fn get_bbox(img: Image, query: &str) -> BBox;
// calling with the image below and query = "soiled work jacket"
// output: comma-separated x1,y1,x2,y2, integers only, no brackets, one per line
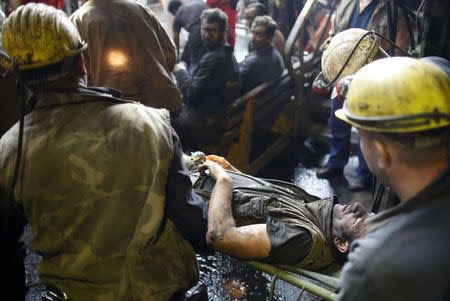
191,171,337,270
337,169,450,301
0,88,204,300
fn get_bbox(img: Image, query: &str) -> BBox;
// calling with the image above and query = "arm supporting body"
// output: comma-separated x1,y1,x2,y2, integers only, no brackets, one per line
204,162,271,259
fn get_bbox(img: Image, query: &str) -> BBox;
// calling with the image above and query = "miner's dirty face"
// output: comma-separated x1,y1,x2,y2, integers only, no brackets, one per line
332,203,374,254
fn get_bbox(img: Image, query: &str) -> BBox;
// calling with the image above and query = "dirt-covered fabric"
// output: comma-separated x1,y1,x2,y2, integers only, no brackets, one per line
0,89,198,300
191,171,337,270
70,0,182,113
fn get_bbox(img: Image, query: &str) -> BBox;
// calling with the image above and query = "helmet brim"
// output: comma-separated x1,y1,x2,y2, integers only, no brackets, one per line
335,108,375,132
2,42,88,71
335,108,355,126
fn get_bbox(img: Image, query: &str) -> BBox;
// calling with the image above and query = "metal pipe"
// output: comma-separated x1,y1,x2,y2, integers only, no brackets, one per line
384,0,395,55
246,261,338,301
399,2,416,52
392,0,399,54
284,0,317,82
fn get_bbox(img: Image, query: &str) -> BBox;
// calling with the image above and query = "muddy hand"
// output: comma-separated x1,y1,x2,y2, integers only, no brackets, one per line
198,161,228,180
206,155,239,172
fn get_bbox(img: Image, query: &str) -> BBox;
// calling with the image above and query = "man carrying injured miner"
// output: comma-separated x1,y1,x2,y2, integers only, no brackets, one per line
186,154,374,270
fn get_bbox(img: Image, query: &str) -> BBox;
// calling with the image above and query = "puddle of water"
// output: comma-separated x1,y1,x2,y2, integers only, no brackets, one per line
198,252,327,300
197,253,273,300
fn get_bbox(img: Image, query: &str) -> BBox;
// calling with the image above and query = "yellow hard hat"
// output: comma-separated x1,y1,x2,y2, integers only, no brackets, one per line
335,57,450,133
1,3,87,70
321,28,380,85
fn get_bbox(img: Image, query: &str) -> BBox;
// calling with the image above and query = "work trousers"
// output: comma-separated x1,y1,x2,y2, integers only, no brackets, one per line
326,96,371,182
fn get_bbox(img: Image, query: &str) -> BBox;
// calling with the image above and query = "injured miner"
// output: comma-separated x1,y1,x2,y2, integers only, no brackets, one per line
185,153,374,270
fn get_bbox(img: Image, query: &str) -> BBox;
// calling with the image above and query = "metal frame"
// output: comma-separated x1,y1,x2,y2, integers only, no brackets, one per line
246,261,339,301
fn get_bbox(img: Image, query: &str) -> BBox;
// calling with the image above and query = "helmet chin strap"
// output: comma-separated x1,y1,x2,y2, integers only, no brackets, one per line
21,56,77,86
0,50,15,77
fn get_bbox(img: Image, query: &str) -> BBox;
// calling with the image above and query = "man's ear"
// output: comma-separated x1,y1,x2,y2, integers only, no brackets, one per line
373,138,391,170
333,236,349,254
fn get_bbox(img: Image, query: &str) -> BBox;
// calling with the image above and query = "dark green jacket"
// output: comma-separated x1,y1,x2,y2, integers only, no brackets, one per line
192,171,337,270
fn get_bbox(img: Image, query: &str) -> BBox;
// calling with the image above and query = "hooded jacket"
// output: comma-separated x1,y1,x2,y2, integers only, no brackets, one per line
71,0,182,113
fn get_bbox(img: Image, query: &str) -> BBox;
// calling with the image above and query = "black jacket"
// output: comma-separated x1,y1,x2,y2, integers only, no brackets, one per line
239,45,284,94
175,44,240,117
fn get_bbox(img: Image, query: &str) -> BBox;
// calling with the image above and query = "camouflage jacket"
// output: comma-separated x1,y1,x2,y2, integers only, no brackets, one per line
0,88,198,300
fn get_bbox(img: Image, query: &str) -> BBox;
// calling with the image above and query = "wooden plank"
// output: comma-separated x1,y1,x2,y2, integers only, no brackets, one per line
246,135,292,174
